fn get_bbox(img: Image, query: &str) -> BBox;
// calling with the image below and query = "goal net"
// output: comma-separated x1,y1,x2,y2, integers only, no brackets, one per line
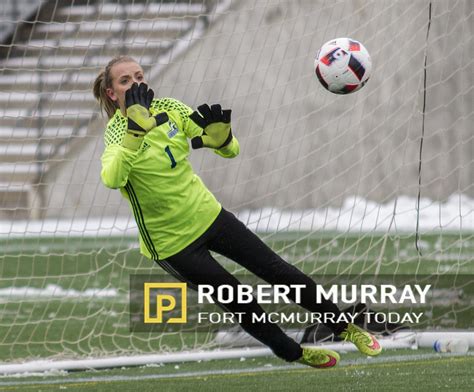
0,0,472,370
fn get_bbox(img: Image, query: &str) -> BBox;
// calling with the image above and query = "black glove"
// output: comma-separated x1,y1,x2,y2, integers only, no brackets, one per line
188,104,232,150
122,83,168,150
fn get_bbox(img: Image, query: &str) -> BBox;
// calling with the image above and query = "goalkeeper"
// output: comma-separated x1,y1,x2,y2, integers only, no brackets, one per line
94,56,381,368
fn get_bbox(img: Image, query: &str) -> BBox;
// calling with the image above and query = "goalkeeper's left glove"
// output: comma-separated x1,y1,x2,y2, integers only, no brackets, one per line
188,104,232,150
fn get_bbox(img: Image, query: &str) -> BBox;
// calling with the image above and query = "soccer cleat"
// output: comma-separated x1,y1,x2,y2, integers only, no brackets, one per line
340,323,382,356
298,347,340,368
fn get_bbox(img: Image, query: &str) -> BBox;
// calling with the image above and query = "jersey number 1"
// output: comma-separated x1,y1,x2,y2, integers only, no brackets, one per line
164,146,177,169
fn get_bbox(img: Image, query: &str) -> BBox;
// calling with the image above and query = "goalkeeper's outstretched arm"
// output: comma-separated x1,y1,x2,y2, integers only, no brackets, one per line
100,82,168,189
101,144,142,189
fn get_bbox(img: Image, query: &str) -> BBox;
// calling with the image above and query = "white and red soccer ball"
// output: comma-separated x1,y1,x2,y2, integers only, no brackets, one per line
314,38,372,94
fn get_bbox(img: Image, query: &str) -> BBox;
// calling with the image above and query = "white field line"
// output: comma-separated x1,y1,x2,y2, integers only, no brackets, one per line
0,352,472,387
0,284,119,299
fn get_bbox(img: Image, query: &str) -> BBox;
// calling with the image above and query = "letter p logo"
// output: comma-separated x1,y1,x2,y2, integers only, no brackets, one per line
144,283,187,323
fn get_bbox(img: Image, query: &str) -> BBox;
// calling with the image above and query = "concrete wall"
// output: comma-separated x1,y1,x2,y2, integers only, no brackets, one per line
47,0,473,219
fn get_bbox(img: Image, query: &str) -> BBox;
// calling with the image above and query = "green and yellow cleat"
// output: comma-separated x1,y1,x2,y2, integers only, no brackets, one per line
298,347,340,368
340,323,382,356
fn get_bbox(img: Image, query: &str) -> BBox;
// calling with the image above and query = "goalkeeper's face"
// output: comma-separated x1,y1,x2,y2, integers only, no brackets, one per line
106,61,147,114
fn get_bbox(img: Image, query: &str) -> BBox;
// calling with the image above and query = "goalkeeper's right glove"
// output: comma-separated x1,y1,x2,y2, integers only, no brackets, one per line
188,104,232,150
122,82,168,150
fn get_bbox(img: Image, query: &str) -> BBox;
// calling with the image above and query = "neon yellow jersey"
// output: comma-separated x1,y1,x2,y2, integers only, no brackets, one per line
100,98,240,260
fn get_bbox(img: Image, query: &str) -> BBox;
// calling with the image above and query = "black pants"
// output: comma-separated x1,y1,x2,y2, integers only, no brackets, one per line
156,208,347,362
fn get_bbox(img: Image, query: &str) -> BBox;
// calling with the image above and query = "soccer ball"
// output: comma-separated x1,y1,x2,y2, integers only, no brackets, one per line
314,38,372,94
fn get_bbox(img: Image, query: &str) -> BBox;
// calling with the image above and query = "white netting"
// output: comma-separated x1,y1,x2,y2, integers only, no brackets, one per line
0,0,472,364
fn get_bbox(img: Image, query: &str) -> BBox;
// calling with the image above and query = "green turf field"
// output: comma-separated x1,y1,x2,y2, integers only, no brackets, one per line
0,350,472,391
0,232,473,390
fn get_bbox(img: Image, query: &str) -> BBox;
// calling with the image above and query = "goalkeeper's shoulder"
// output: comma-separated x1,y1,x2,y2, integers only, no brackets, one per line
150,97,192,124
150,97,205,140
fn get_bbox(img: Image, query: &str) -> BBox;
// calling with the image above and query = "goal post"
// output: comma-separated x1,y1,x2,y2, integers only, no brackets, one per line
0,0,472,372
